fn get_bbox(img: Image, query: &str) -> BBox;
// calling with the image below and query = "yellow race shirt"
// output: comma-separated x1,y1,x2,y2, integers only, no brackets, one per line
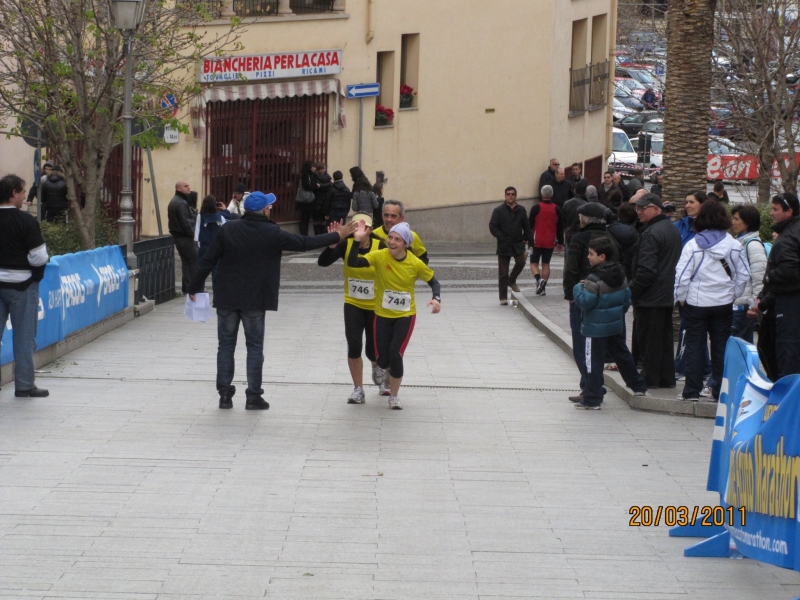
364,248,435,318
343,237,382,310
373,225,427,260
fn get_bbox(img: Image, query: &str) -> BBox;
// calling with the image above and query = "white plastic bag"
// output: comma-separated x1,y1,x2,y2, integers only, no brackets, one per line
184,293,212,322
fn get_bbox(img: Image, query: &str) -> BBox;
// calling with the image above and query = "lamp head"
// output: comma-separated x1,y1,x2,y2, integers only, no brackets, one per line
112,0,146,31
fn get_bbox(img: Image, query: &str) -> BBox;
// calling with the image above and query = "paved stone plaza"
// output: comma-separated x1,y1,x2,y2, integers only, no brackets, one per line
0,284,798,599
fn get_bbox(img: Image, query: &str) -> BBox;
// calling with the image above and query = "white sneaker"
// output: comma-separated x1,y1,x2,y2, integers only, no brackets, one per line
372,365,385,386
347,387,365,404
633,391,651,397
388,396,403,410
700,386,712,398
379,369,391,396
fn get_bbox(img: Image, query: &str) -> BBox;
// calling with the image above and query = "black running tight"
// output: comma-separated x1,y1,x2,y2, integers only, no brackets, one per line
374,315,416,378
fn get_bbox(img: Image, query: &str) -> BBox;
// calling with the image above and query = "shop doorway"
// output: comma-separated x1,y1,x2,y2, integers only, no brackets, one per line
203,94,329,223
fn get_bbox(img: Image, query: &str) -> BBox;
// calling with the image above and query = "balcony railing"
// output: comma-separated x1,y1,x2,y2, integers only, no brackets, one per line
203,0,337,18
234,0,279,16
569,65,591,116
589,60,610,110
290,0,335,13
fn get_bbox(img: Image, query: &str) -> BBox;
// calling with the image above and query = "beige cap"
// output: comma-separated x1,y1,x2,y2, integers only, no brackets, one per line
351,212,373,227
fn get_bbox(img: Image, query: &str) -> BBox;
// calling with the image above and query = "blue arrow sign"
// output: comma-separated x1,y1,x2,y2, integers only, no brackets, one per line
347,83,380,99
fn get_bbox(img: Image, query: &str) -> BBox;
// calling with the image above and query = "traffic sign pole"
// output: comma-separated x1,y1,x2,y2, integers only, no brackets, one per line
346,84,380,171
358,98,363,169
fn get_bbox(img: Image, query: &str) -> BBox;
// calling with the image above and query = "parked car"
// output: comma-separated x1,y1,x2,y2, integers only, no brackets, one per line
613,98,637,121
639,118,665,134
613,93,645,112
629,133,664,174
617,67,664,90
607,127,639,173
614,77,648,98
615,112,663,137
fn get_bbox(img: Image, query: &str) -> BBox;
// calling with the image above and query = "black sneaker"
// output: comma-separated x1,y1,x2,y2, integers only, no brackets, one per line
568,394,583,403
245,396,270,410
575,401,601,410
15,387,49,398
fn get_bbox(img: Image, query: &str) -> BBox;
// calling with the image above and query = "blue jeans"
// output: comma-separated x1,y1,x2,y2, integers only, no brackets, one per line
675,307,712,377
0,283,40,392
216,308,266,399
569,302,586,392
681,303,732,400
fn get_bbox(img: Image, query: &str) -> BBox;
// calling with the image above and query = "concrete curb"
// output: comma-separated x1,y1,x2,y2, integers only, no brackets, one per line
511,290,717,419
1,305,140,387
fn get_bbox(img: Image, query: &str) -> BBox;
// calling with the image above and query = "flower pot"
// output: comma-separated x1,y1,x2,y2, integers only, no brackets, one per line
399,98,413,109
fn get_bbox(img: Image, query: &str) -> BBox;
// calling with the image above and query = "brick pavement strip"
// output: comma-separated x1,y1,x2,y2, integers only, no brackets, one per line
0,290,795,598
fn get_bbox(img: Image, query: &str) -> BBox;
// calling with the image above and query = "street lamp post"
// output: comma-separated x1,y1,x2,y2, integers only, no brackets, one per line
112,0,146,269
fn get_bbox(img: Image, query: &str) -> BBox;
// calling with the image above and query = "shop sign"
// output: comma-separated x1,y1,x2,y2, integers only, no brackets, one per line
198,49,342,83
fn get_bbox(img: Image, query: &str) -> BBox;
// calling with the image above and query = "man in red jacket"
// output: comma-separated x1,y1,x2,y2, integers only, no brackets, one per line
528,185,564,296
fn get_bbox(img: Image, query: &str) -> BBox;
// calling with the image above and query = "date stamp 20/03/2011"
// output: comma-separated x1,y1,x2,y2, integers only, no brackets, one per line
629,505,746,527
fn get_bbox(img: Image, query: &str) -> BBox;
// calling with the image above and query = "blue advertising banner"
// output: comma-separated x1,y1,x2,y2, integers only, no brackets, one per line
707,337,800,570
1,246,128,366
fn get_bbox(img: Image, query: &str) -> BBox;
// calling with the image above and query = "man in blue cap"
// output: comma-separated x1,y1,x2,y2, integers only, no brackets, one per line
188,191,357,410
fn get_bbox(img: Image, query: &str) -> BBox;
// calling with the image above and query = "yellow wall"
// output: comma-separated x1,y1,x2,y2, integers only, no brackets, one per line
135,0,616,237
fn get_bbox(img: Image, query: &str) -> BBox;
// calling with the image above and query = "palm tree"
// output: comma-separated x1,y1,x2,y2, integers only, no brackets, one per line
662,0,718,209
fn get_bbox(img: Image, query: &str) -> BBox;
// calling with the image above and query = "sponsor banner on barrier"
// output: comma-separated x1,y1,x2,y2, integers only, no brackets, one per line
1,246,129,366
708,337,800,570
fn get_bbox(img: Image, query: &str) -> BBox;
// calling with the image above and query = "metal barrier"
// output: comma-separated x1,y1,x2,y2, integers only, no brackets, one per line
132,237,175,305
290,0,335,13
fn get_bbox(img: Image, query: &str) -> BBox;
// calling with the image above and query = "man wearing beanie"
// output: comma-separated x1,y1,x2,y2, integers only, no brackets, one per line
187,191,357,410
562,202,618,402
227,183,247,217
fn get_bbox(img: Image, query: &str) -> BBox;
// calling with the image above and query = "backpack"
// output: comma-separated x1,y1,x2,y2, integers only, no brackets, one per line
744,238,771,260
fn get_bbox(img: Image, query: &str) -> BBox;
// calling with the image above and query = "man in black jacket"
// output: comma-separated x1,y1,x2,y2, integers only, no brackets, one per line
0,175,49,397
168,181,198,294
188,192,356,410
40,165,69,222
489,187,532,305
538,158,560,192
751,193,800,377
324,170,351,226
551,167,574,209
630,194,682,388
563,203,619,400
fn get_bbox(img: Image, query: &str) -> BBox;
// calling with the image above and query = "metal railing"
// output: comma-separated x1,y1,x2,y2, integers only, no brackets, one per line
290,0,335,14
569,65,591,116
234,0,280,16
589,60,610,110
201,0,227,17
133,237,175,305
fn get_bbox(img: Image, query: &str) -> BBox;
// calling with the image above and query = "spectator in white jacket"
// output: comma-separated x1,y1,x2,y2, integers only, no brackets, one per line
731,205,767,343
674,200,750,401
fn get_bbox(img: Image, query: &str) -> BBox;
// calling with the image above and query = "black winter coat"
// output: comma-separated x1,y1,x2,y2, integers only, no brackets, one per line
538,169,557,194
561,196,587,245
313,172,332,219
40,173,68,211
563,223,619,301
324,180,352,217
763,217,800,296
188,212,340,311
489,203,532,257
551,179,574,209
168,192,195,238
629,213,682,307
607,221,639,280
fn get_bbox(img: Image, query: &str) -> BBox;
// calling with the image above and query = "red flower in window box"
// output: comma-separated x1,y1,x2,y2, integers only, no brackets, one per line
400,85,416,104
375,105,395,125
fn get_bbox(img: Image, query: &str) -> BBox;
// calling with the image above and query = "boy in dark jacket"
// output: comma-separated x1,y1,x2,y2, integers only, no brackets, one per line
572,237,648,409
324,171,352,226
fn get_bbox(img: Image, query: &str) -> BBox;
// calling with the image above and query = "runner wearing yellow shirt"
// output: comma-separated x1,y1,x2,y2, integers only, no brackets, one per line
348,221,441,410
371,200,429,264
317,213,385,404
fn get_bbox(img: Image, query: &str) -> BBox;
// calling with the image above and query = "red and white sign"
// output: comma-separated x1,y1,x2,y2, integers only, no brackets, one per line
707,154,800,181
198,49,342,83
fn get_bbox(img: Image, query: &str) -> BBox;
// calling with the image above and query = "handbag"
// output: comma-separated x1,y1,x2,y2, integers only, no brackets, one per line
295,184,315,204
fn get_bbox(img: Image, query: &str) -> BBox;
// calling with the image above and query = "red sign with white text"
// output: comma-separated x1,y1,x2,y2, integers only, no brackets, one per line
198,49,343,83
706,154,800,181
